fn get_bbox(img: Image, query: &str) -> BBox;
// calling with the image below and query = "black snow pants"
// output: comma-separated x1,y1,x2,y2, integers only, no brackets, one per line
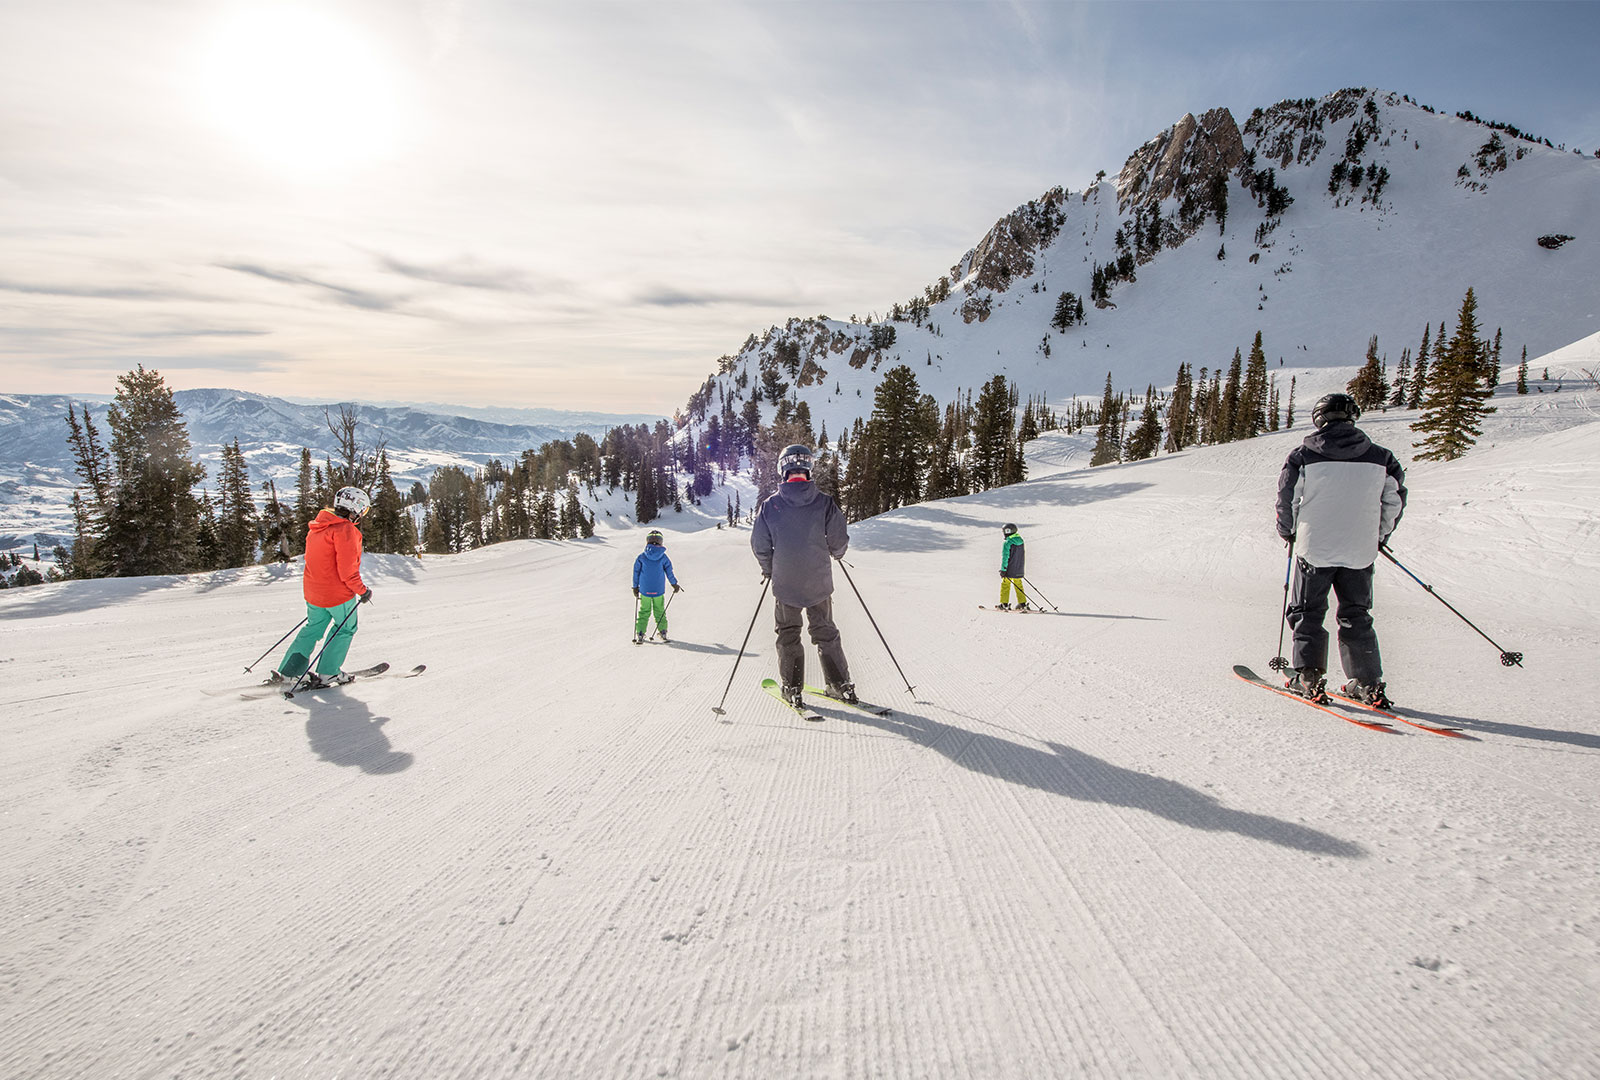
774,598,851,690
1287,559,1382,683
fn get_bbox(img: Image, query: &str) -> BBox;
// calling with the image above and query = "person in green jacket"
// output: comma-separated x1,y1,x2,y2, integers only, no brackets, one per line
997,523,1029,610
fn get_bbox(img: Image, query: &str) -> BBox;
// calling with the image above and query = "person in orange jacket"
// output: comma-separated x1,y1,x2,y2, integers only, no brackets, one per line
274,486,373,687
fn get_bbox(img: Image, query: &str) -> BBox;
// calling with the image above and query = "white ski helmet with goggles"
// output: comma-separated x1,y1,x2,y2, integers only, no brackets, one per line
334,486,372,518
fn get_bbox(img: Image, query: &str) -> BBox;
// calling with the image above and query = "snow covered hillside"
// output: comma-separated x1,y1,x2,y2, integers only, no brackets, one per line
698,88,1599,441
3,383,1596,1078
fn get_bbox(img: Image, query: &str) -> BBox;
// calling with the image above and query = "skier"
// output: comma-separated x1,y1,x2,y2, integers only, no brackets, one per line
997,523,1029,610
632,529,681,643
275,486,373,688
750,444,857,706
1275,393,1407,706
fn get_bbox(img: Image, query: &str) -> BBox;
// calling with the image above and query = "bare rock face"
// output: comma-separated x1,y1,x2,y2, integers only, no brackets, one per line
949,188,1070,311
1116,107,1245,213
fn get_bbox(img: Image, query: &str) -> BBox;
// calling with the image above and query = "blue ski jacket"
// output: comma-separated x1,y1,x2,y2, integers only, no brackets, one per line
633,545,679,596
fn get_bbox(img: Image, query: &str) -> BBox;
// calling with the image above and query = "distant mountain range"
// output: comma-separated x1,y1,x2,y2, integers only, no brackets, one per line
0,390,659,546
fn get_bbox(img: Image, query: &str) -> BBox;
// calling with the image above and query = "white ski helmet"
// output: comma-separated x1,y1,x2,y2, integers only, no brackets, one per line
334,486,372,518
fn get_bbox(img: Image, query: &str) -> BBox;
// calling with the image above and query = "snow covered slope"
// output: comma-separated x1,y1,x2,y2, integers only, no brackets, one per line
2,385,1596,1078
698,89,1599,440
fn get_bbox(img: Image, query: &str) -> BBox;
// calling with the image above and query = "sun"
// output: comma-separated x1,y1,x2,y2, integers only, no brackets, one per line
196,5,404,176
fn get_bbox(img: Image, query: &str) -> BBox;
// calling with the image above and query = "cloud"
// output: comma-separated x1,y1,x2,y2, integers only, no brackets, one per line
217,262,411,313
633,286,804,309
376,253,571,294
0,277,211,302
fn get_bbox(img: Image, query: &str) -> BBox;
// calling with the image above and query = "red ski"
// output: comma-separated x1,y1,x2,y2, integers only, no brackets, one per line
1323,687,1474,739
1233,665,1398,733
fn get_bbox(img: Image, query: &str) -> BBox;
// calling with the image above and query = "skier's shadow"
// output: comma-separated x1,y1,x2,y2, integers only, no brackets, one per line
292,695,415,775
1398,708,1600,751
843,707,1364,858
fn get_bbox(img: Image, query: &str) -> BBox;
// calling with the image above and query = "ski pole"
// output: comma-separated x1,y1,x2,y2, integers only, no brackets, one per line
649,590,677,641
712,578,770,715
245,616,307,673
835,558,916,696
1020,575,1059,612
285,603,362,696
1378,544,1523,667
1268,542,1295,673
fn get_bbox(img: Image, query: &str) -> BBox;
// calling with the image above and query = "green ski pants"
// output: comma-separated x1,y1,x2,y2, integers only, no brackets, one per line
278,596,360,678
635,593,667,635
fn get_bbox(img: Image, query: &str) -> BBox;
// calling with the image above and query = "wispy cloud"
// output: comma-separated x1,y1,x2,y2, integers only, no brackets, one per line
216,262,412,313
633,287,804,309
376,254,570,294
0,277,210,302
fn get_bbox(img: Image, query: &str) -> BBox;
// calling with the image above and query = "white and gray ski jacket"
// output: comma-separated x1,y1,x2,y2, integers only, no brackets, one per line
1276,422,1407,569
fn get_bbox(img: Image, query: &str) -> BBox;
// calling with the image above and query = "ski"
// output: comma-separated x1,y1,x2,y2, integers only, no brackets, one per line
760,677,824,722
1233,665,1398,733
802,684,891,717
250,663,425,700
1323,688,1472,739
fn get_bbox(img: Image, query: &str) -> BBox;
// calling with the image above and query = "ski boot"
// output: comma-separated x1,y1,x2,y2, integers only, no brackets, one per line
782,684,804,709
304,672,354,690
266,670,288,685
1341,679,1391,709
825,682,859,705
1015,601,1031,612
1286,667,1329,703
995,602,1011,610
657,632,670,644
632,631,644,645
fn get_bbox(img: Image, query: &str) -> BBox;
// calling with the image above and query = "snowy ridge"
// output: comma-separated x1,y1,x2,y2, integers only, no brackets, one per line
2,385,1596,1077
697,89,1599,442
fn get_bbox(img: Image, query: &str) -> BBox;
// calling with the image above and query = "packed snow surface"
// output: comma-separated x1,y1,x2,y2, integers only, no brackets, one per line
2,388,1597,1079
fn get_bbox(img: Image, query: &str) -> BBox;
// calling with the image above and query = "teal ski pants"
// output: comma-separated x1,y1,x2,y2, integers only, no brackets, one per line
278,596,360,678
635,593,667,635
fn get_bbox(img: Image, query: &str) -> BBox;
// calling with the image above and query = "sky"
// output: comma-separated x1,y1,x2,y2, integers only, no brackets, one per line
3,1,1598,415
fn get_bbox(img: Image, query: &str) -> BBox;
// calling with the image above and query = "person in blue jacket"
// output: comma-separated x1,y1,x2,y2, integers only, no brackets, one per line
632,529,682,643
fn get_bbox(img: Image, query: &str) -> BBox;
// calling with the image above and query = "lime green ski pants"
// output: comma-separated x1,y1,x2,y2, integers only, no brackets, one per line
635,594,667,635
1001,578,1028,605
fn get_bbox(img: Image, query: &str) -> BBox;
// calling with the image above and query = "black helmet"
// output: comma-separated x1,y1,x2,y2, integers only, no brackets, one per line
778,444,814,478
646,529,664,546
1312,393,1361,429
1002,523,1018,536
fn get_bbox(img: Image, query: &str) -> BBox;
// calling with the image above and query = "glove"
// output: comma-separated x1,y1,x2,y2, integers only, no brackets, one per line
760,573,771,584
672,583,683,593
632,587,640,598
1000,569,1009,577
359,588,373,604
1280,532,1295,545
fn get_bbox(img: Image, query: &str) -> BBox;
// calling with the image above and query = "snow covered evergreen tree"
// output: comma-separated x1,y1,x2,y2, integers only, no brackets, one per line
101,366,206,577
1414,288,1496,461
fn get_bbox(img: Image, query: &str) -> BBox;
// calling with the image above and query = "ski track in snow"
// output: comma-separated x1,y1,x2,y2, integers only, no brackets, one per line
2,390,1598,1078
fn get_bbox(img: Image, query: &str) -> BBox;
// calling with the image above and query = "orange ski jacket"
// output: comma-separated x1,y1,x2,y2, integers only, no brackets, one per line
302,509,367,608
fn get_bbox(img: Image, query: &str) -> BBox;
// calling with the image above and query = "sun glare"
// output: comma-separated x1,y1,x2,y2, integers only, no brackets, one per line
196,5,404,176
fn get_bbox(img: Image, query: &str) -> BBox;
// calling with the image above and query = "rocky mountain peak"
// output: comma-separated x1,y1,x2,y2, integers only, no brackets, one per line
1115,106,1246,213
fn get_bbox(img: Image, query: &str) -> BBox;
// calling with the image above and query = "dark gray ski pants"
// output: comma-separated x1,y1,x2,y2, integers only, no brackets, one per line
774,598,851,690
1287,559,1382,683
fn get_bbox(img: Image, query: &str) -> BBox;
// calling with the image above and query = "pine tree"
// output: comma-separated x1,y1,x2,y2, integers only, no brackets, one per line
1413,287,1496,461
1408,323,1432,409
1390,347,1411,408
1163,362,1193,453
634,450,659,524
1486,327,1504,393
1347,335,1389,412
1218,348,1243,442
293,448,316,553
969,375,1017,491
1236,332,1269,439
63,403,111,576
100,365,206,576
1285,376,1297,429
260,478,292,562
1517,345,1529,394
365,449,407,553
1089,372,1121,466
216,440,258,568
1125,390,1162,460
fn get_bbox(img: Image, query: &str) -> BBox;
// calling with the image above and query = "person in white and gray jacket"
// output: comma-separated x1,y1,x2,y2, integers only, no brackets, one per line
1275,393,1407,706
